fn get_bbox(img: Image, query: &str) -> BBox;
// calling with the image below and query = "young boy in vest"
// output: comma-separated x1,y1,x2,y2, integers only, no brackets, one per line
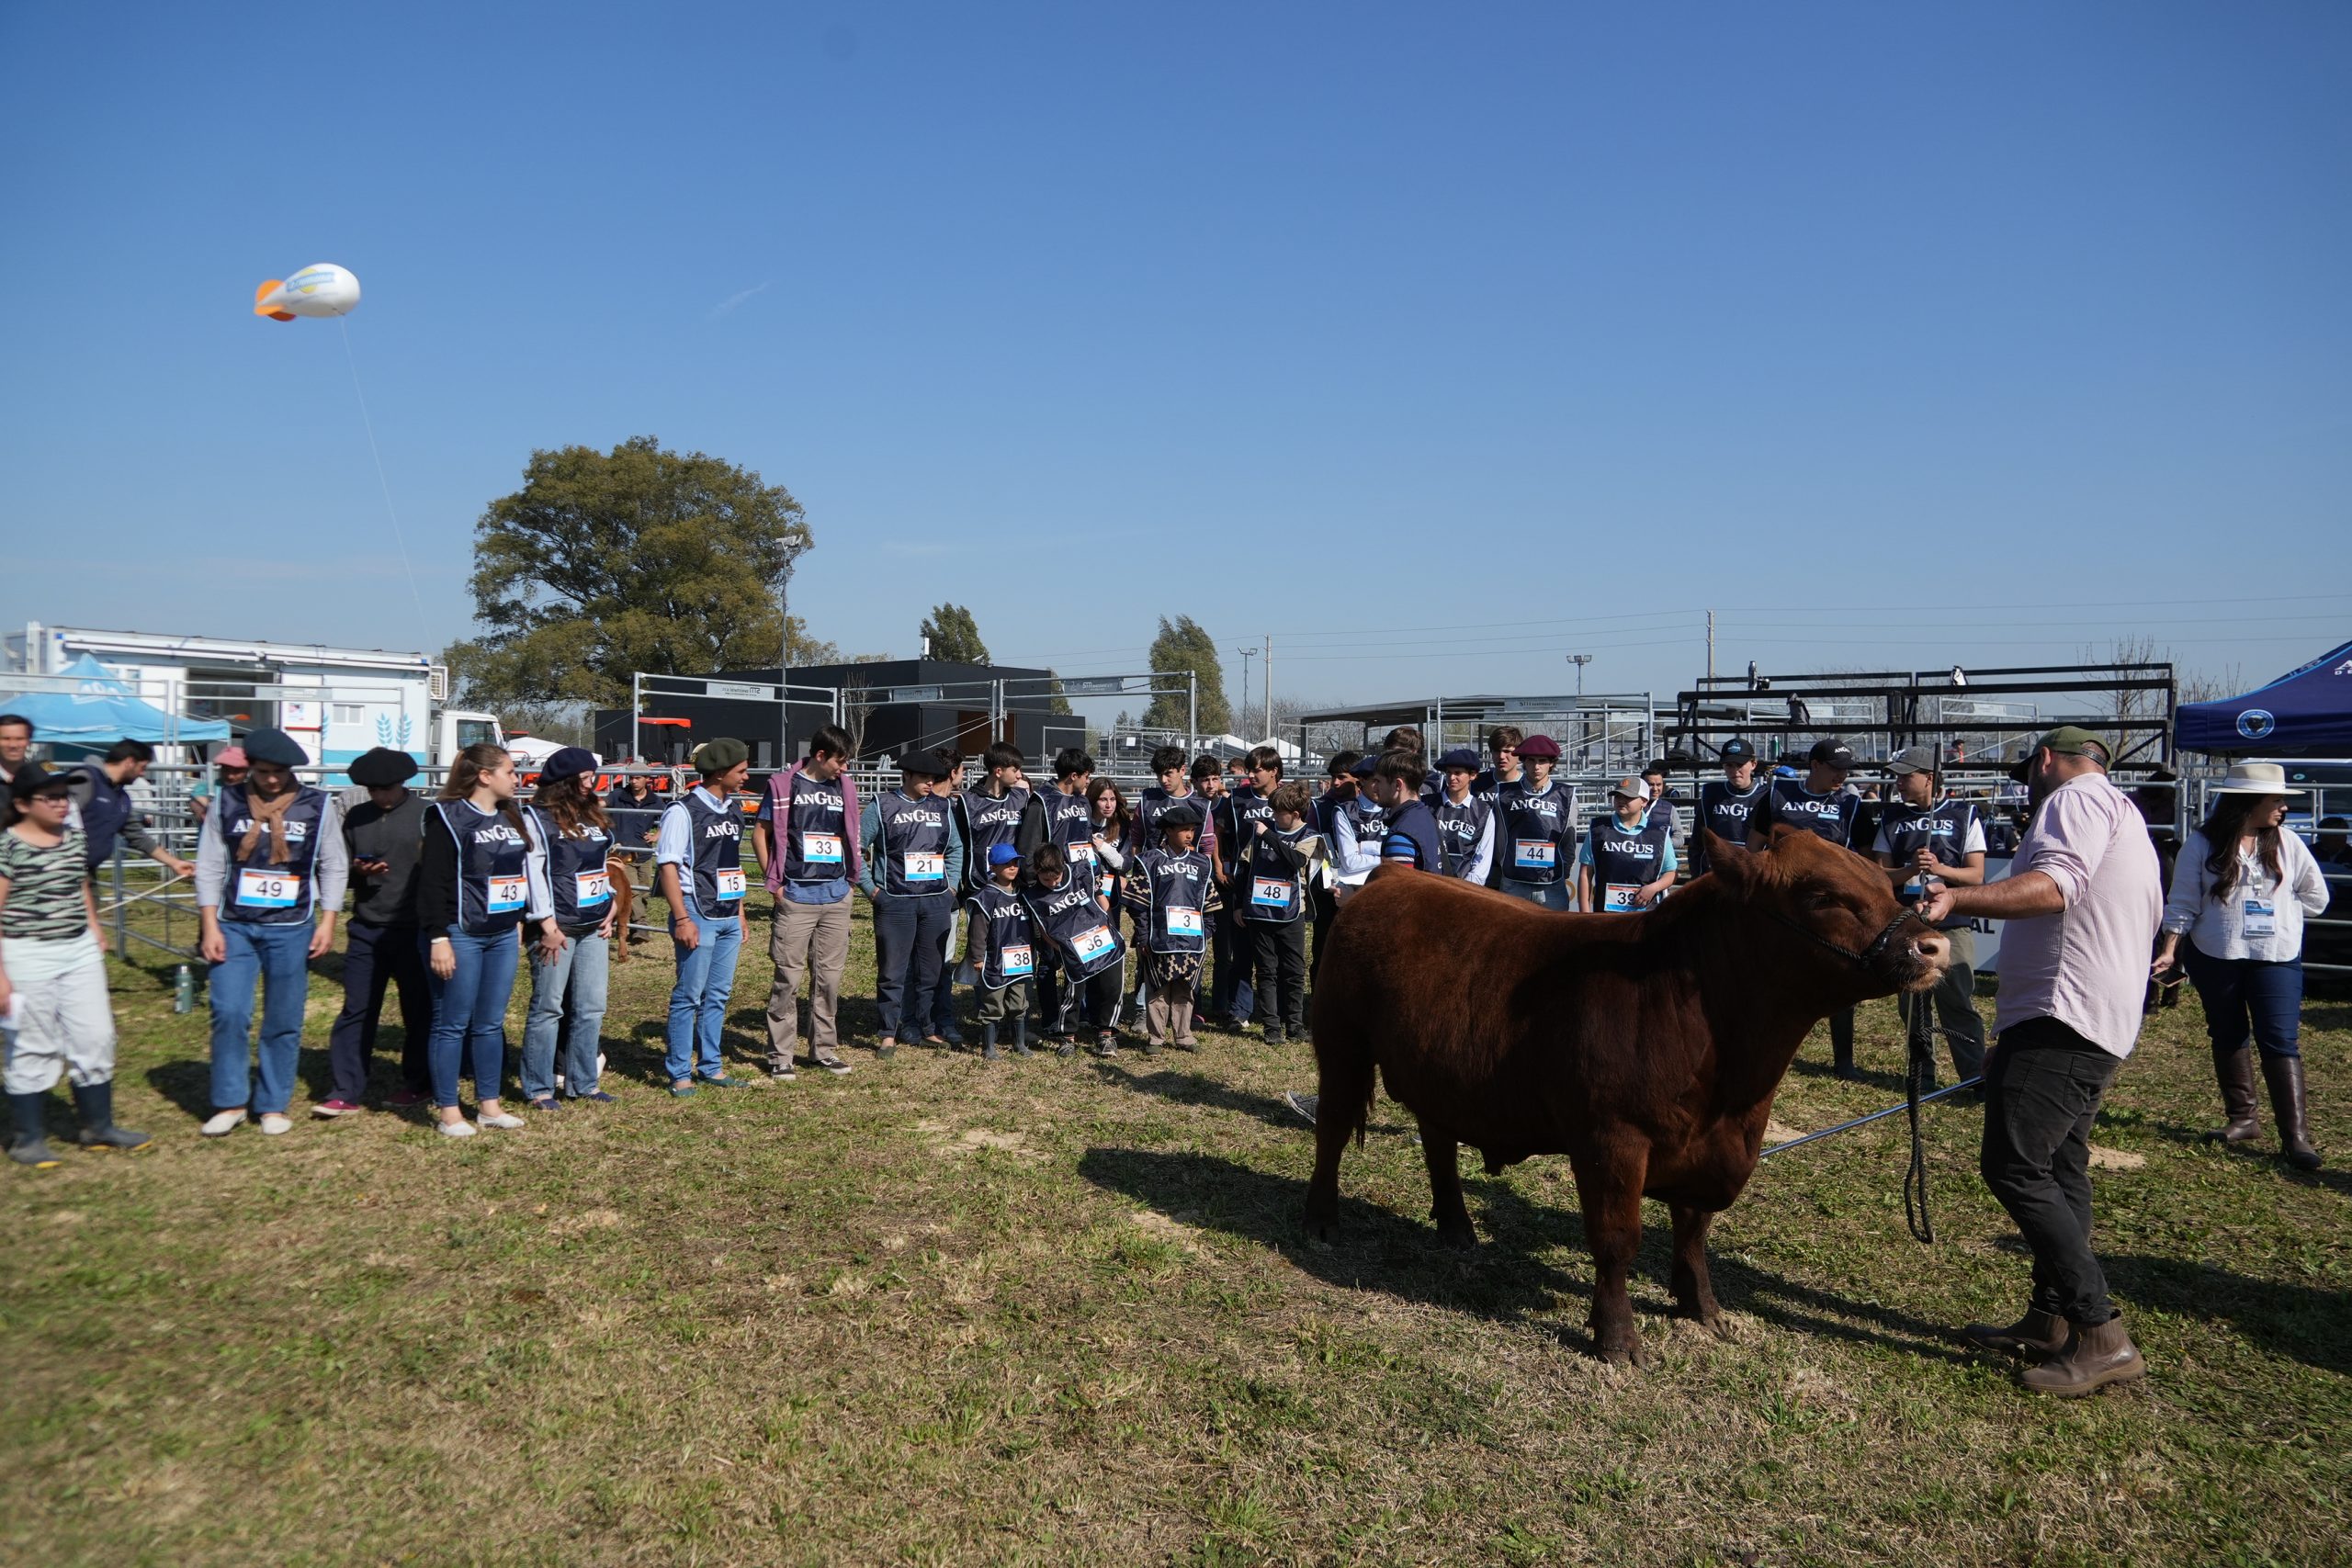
857,749,961,1058
1577,777,1678,913
1307,750,1362,984
754,723,862,1078
1494,734,1575,909
656,738,753,1094
1430,748,1495,883
195,728,347,1136
1874,745,1988,1089
1209,745,1281,1030
1121,803,1221,1056
1243,781,1321,1046
1691,739,1764,874
1023,841,1124,1058
964,842,1036,1061
1748,737,1867,1077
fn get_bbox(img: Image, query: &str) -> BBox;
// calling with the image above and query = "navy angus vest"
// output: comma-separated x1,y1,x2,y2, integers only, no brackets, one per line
1586,816,1671,911
778,773,850,885
682,790,747,915
1757,779,1861,847
1695,779,1768,865
968,882,1038,989
876,791,951,898
1431,792,1492,880
957,785,1030,894
438,800,534,935
528,806,612,930
1244,825,1311,924
1877,796,1981,929
1378,798,1444,874
1132,849,1214,954
1024,875,1125,980
1043,787,1102,896
1343,795,1389,869
1135,788,1211,856
1220,785,1273,873
214,783,329,924
1496,778,1573,886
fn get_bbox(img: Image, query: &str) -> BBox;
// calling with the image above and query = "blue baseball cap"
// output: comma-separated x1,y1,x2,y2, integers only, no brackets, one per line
1436,748,1481,772
987,842,1022,867
1349,755,1377,778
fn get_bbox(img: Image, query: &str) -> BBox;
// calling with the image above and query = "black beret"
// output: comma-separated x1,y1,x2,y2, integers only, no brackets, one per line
241,728,309,767
1159,802,1204,829
540,746,599,782
347,747,420,787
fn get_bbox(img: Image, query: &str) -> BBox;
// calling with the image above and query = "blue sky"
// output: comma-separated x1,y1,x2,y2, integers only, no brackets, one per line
3,3,2347,723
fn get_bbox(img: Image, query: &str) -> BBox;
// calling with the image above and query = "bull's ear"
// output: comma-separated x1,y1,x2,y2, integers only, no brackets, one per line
1702,829,1757,890
1764,823,1810,852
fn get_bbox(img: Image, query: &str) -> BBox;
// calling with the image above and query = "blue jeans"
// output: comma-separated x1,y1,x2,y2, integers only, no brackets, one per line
1498,880,1572,911
209,919,313,1113
927,902,966,1040
1212,908,1256,1021
2181,942,2303,1060
524,931,610,1099
426,928,521,1109
665,907,743,1080
872,893,952,1041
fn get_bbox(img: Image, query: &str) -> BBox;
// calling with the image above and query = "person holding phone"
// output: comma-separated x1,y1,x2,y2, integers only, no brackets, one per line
320,747,431,1115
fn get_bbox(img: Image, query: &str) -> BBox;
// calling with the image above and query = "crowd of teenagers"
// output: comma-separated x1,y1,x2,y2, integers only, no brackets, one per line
0,705,2334,1169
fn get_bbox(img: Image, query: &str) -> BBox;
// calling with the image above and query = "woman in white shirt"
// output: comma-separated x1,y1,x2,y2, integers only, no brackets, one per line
2154,763,2330,1168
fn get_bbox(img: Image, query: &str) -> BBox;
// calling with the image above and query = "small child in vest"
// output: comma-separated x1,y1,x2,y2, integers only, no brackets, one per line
964,842,1037,1061
1120,802,1223,1056
1023,841,1125,1058
1243,782,1323,1047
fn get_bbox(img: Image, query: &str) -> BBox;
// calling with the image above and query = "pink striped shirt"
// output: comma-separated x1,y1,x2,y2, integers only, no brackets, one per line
1992,771,2164,1057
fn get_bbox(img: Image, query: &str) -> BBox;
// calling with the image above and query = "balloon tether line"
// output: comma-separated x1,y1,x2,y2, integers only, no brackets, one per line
337,317,431,646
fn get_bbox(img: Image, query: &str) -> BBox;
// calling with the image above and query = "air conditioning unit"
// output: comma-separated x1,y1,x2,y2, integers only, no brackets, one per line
428,665,450,701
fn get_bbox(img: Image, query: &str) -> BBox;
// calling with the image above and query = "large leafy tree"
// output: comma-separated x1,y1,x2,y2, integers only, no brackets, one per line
1143,615,1231,733
447,435,823,707
920,603,990,664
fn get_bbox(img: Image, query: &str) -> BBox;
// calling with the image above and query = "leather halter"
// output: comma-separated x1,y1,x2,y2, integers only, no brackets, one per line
1758,903,1929,971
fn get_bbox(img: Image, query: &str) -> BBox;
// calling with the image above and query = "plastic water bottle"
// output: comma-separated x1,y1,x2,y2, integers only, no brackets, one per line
174,964,195,1014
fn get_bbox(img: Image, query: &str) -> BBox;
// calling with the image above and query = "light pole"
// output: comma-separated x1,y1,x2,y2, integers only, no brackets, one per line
1234,645,1258,738
1568,653,1592,697
1567,653,1593,767
776,534,810,768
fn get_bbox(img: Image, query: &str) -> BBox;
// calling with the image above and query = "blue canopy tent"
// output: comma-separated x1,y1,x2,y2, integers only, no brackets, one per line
0,653,231,750
2176,640,2352,756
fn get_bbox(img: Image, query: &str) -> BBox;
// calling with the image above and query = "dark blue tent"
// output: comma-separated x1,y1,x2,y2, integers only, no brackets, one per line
2176,640,2352,756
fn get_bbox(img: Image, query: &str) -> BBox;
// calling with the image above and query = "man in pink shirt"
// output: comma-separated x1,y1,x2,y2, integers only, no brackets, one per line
1921,726,2162,1397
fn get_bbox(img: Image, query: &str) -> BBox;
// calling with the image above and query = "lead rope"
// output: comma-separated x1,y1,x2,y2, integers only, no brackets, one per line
1902,987,1936,1243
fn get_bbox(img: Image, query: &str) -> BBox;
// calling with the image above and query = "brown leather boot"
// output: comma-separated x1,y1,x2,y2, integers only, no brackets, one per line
2261,1055,2323,1170
2207,1043,2260,1144
2019,1314,2145,1396
1962,1306,2067,1359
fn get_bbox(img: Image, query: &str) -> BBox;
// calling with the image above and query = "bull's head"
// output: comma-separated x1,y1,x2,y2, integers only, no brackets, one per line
1699,827,1948,997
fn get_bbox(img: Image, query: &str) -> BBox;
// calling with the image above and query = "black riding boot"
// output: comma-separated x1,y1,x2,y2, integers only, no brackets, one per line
2261,1054,2323,1170
1012,1015,1033,1057
73,1080,151,1152
8,1091,62,1168
2209,1043,2261,1144
980,1021,1001,1063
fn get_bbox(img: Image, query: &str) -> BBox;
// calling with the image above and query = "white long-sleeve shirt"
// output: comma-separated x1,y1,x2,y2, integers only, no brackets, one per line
2163,827,2331,963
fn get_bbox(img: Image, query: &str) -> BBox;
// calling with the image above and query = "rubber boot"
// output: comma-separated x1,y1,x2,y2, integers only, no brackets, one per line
2207,1043,2260,1144
1962,1306,2067,1359
2019,1314,2145,1397
72,1080,152,1153
2260,1054,2323,1170
980,1022,1001,1063
1830,1009,1861,1081
8,1091,62,1169
1011,1017,1033,1058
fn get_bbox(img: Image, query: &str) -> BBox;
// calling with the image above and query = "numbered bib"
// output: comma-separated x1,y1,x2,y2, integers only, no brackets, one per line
234,867,302,908
1514,840,1557,871
1167,906,1204,937
1070,924,1114,963
1251,876,1295,909
1602,883,1641,913
800,831,843,865
487,874,528,914
902,851,945,883
1001,942,1035,978
2243,899,2278,939
715,867,746,902
1069,841,1097,865
574,870,611,908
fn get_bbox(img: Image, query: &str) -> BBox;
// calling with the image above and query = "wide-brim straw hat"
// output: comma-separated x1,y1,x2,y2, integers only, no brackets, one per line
2211,762,2302,796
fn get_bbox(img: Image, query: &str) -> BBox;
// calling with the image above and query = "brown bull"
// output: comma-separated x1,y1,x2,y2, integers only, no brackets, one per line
1304,829,1947,1364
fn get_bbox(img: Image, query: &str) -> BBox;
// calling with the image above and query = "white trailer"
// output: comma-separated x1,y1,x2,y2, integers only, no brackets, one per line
5,623,502,782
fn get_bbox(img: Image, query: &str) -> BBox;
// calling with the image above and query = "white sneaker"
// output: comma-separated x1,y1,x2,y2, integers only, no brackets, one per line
200,1109,247,1137
478,1111,526,1131
437,1118,478,1138
258,1113,294,1136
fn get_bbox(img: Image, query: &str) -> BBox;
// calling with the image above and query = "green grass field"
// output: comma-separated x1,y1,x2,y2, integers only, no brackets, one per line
4,890,2346,1566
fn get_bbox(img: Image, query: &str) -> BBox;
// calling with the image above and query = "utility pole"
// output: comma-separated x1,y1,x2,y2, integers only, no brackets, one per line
1262,633,1273,745
776,534,810,769
1234,645,1258,737
1706,608,1715,681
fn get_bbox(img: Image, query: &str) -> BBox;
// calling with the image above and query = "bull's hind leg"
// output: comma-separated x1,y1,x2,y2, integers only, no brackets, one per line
1419,1124,1477,1250
1572,1145,1649,1365
1668,1203,1724,1330
1304,1113,1350,1241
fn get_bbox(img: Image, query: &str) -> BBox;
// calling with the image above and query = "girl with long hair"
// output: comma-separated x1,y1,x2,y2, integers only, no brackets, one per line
519,750,616,1108
2154,766,2331,1168
418,743,559,1138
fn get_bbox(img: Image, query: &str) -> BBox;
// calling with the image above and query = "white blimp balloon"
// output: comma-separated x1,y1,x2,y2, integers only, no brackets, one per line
253,263,362,321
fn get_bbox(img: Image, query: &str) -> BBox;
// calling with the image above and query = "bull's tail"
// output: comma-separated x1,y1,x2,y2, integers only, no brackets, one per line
1308,1005,1377,1151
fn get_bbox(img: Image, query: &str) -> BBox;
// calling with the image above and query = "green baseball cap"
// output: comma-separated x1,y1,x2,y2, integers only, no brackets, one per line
2009,726,2110,781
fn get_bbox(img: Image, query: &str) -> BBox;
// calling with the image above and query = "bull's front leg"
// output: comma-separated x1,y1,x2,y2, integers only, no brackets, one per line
1572,1143,1649,1365
1419,1123,1477,1250
1668,1202,1723,1330
1304,1113,1349,1241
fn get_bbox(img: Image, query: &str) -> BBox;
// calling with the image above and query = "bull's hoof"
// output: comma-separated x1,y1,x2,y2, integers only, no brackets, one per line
1593,1336,1646,1368
1303,1201,1340,1246
1671,1299,1724,1333
1432,1218,1478,1251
